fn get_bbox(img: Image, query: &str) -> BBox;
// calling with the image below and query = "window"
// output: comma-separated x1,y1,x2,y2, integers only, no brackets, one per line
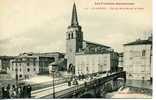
68,34,70,39
33,59,36,66
34,68,36,71
142,50,146,56
27,68,30,72
71,33,73,39
27,62,30,66
27,58,30,66
19,74,22,78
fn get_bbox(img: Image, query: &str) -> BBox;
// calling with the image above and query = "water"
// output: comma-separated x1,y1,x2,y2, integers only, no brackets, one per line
105,80,152,99
126,80,152,89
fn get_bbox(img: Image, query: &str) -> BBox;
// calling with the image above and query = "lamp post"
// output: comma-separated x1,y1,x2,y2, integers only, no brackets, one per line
73,78,78,97
52,68,55,98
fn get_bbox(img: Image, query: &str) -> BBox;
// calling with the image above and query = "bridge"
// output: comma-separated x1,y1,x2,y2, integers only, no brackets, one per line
31,71,126,98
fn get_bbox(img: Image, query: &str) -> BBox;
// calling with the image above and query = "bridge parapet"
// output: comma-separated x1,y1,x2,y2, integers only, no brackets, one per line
56,71,126,98
34,71,126,98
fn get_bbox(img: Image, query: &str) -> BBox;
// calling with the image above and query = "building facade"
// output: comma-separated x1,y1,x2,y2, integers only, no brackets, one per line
8,52,65,80
118,53,124,71
66,3,118,74
0,56,14,72
29,52,65,73
123,37,152,81
66,3,83,71
9,56,39,80
75,53,119,76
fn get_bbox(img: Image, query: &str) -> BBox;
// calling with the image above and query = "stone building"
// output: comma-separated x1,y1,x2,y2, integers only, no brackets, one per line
123,37,152,81
28,52,65,73
8,52,65,80
75,53,119,76
0,56,14,72
9,55,39,80
66,3,119,75
66,3,83,71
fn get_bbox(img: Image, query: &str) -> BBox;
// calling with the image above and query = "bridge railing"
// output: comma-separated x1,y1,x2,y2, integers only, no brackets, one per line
42,71,126,98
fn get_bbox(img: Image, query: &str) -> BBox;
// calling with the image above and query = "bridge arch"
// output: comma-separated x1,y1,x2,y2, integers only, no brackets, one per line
68,63,75,74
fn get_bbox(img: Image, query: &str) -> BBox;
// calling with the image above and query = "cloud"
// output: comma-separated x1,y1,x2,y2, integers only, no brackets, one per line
0,0,152,55
0,38,11,45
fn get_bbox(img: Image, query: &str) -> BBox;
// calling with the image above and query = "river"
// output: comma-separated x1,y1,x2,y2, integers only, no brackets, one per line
105,80,152,99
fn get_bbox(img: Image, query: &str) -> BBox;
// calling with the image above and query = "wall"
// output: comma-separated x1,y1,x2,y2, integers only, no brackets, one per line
123,44,152,80
8,52,65,79
66,26,83,71
75,54,113,76
9,57,39,80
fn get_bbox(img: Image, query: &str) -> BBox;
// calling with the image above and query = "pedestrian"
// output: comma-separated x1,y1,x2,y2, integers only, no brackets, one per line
20,86,25,98
12,85,15,93
19,86,23,98
68,81,71,86
3,87,8,99
10,85,16,98
6,84,11,98
23,85,26,98
24,85,29,98
1,87,5,98
7,84,10,91
84,81,87,87
82,74,85,79
75,79,78,85
13,85,17,98
12,89,17,98
78,75,80,80
17,86,21,98
27,84,32,98
79,74,81,80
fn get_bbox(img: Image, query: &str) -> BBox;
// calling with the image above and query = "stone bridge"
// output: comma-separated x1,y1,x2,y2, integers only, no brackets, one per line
40,71,126,98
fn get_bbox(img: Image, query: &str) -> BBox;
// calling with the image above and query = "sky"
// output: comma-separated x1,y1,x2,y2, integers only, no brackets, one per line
0,0,152,56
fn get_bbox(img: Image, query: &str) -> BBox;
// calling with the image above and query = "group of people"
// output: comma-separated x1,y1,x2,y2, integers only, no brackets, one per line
77,74,86,80
1,84,32,99
77,74,94,81
68,74,93,86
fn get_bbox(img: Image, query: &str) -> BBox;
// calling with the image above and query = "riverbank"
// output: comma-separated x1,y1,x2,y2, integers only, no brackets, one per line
105,80,152,99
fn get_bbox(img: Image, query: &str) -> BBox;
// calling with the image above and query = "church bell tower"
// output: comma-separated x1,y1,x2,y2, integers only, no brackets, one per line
66,3,83,73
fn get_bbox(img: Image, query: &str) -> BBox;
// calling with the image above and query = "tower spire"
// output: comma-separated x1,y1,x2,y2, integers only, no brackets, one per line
71,3,79,26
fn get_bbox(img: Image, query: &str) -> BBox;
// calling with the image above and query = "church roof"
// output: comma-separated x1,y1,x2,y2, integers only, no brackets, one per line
84,40,111,48
71,3,79,26
124,39,152,46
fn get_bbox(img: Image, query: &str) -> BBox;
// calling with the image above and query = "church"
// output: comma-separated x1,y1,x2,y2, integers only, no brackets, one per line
66,3,119,75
